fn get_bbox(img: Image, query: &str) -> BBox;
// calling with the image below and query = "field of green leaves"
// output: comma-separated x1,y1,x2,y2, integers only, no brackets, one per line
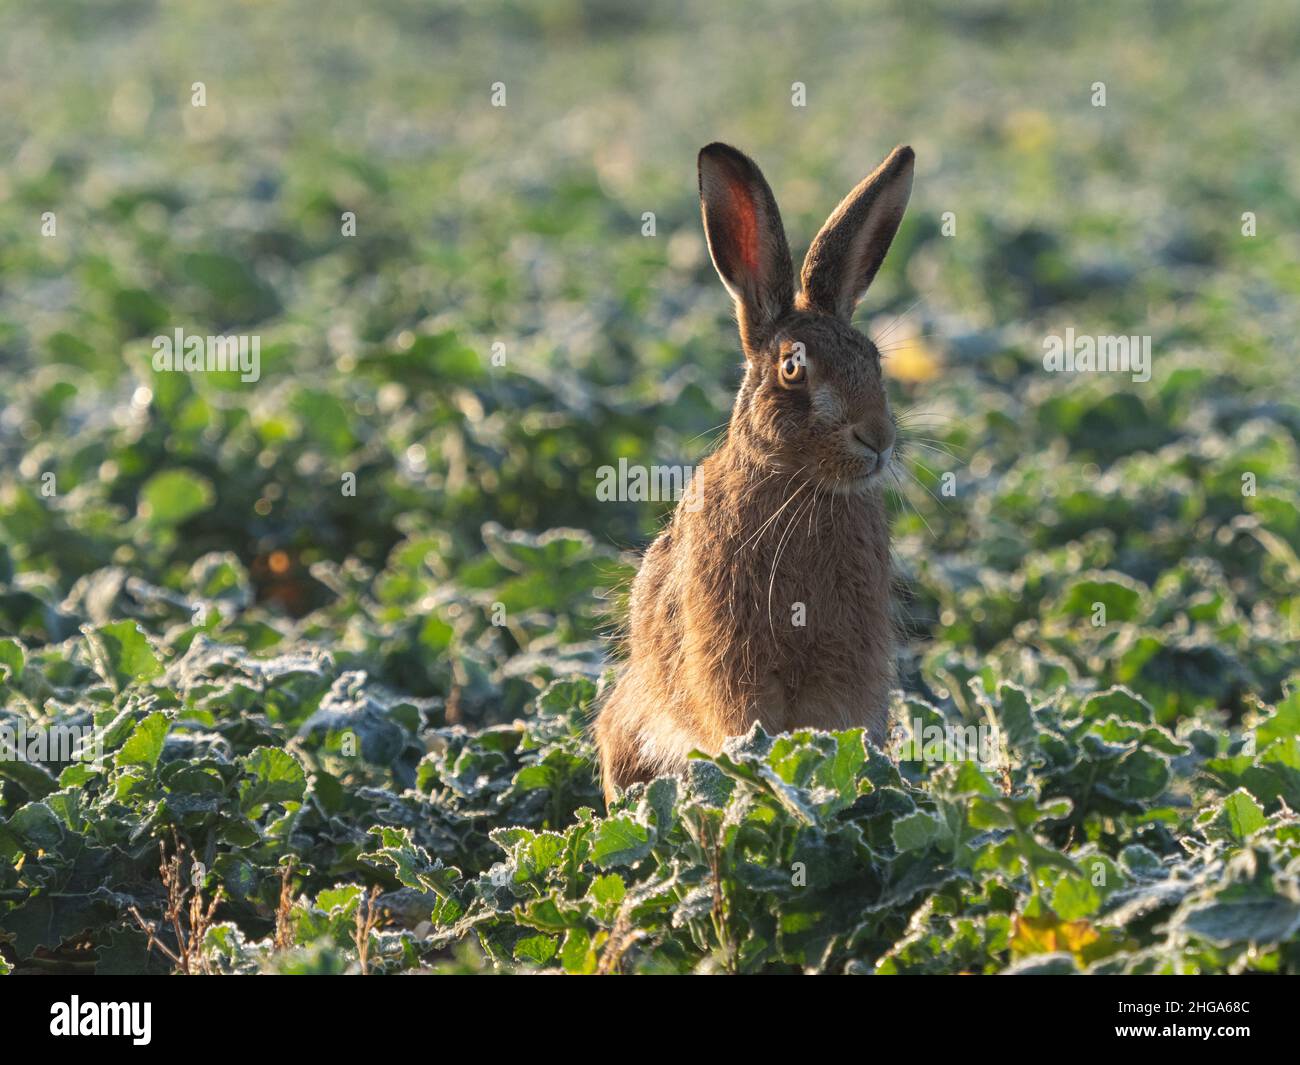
1,1,1298,974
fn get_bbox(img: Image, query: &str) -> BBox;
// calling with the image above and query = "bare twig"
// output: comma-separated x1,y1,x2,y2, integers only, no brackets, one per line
596,904,645,975
273,859,296,951
354,885,383,974
129,833,224,975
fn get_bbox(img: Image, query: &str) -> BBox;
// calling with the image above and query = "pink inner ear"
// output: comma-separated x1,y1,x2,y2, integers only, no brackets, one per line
727,177,760,274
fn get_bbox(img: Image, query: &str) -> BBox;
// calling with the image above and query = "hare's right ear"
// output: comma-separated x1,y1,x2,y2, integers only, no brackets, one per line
799,145,914,321
698,143,794,350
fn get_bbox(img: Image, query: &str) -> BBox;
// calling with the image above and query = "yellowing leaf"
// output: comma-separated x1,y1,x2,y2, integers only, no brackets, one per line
1011,912,1100,963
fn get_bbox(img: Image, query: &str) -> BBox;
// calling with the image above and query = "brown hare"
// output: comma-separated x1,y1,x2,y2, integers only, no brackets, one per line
595,142,915,803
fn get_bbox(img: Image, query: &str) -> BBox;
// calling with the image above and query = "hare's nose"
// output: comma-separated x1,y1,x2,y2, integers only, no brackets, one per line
852,428,895,473
851,429,881,471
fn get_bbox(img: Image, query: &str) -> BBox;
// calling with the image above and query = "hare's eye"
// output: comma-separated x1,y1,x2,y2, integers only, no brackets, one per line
779,354,806,386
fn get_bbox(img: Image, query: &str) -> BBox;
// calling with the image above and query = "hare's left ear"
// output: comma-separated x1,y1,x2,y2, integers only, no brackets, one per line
799,145,914,321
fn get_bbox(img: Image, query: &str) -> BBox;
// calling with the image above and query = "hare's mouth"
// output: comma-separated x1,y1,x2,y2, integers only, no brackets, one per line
825,441,893,493
827,467,886,495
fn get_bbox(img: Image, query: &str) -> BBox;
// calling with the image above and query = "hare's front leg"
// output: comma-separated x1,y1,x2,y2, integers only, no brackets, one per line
742,670,790,735
681,652,790,743
594,683,655,803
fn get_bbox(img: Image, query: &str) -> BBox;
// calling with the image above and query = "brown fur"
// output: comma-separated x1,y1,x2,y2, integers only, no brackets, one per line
595,143,915,803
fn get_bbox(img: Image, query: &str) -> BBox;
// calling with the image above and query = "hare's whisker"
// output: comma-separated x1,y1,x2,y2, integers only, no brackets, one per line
895,413,953,426
767,491,816,639
888,465,936,539
896,421,954,435
902,440,960,460
870,293,927,345
878,333,940,352
894,404,952,421
807,477,826,539
901,462,949,513
740,474,810,552
683,421,731,447
902,433,961,445
899,430,962,451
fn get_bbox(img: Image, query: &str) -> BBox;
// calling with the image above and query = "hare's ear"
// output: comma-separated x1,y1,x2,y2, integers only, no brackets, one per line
799,145,914,321
698,143,794,350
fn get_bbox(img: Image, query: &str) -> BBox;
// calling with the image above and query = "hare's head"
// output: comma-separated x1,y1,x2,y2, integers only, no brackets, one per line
698,143,914,493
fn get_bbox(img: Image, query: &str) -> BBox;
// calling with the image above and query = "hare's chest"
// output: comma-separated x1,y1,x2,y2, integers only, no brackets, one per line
783,530,890,635
709,506,889,654
781,537,894,736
